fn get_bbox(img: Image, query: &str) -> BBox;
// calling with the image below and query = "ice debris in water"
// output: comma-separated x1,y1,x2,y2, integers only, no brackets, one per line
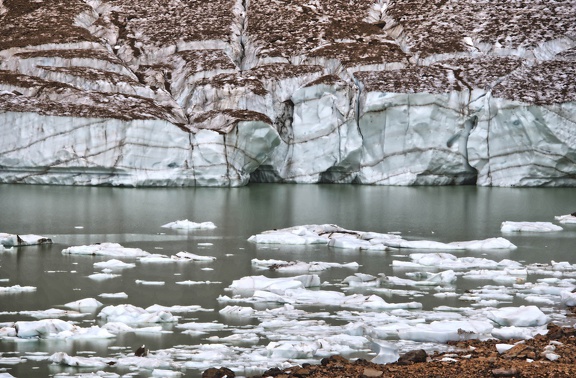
398,320,494,343
12,319,114,339
63,298,103,311
555,213,576,224
98,304,176,324
62,243,151,257
252,258,359,272
248,224,515,250
393,253,520,270
0,285,36,293
139,251,216,263
501,221,563,232
161,220,216,230
0,233,52,247
93,259,136,270
487,305,549,327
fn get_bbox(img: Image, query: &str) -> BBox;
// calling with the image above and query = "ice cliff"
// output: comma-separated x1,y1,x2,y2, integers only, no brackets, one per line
0,0,575,186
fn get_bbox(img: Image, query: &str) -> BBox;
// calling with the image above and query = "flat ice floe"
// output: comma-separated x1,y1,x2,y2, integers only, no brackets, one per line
6,319,114,339
139,251,216,263
487,306,549,327
0,285,36,293
252,258,359,272
501,221,563,232
555,213,576,224
93,259,136,270
0,233,52,247
62,243,150,257
248,224,515,250
392,253,521,270
161,220,216,230
63,298,103,311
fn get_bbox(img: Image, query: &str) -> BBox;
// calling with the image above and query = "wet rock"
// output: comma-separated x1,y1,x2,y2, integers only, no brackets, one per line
397,349,428,365
492,368,518,377
202,367,235,378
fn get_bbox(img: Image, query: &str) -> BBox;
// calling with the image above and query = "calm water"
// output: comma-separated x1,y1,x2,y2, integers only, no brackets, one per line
0,184,575,377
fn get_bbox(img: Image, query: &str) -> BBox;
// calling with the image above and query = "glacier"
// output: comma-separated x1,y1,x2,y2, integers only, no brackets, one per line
0,1,575,187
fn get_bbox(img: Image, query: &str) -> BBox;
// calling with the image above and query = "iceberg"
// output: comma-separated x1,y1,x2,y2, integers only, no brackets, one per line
486,306,549,327
397,320,494,343
555,214,576,224
62,243,151,257
98,304,176,324
501,221,563,233
161,220,217,230
0,233,52,247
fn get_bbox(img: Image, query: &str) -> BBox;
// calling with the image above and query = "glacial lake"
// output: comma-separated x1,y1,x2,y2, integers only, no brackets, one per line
1,184,575,377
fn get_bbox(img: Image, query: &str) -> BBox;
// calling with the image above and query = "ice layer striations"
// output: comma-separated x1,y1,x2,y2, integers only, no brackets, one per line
1,0,575,187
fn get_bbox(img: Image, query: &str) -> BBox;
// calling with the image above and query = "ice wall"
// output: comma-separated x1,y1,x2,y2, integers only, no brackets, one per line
0,0,575,187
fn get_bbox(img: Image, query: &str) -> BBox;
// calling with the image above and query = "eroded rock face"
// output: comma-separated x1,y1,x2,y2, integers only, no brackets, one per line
0,0,574,186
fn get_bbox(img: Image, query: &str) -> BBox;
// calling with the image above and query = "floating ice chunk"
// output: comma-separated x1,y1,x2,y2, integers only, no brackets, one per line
0,233,52,247
342,273,382,287
554,214,576,224
371,340,399,364
171,251,216,262
175,280,222,285
135,280,165,285
449,237,517,250
176,322,226,332
115,354,180,370
398,320,493,343
102,322,135,334
0,285,36,293
394,253,507,270
15,319,72,338
64,298,103,311
19,308,87,319
99,292,128,299
328,237,373,250
98,304,176,324
487,306,549,327
248,230,328,245
501,221,563,233
219,305,255,317
152,369,182,377
94,259,136,270
251,258,358,272
161,220,216,230
146,304,210,313
89,273,120,280
386,270,456,286
206,332,260,345
492,326,548,340
266,340,319,359
139,254,173,263
49,352,111,368
560,290,576,306
229,275,321,293
63,243,150,257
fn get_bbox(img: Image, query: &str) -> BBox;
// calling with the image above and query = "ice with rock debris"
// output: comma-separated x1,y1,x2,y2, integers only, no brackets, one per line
161,220,216,230
501,221,563,232
62,243,150,257
98,304,176,324
252,258,359,272
0,233,52,247
487,306,549,327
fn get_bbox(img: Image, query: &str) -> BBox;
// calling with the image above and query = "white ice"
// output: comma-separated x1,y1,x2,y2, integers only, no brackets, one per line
0,285,36,293
49,352,110,368
62,243,150,257
63,298,103,311
13,319,115,339
487,306,549,327
98,304,176,324
501,221,563,233
93,259,136,270
161,220,217,230
98,292,128,299
0,233,52,247
397,320,494,343
252,258,359,272
555,214,576,224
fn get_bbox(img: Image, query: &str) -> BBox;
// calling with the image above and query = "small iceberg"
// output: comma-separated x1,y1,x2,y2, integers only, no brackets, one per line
161,220,216,230
98,304,176,324
94,259,136,270
486,305,549,327
501,221,563,232
252,258,358,272
0,233,52,247
555,213,576,224
49,352,111,368
62,243,151,257
0,285,36,293
63,298,103,312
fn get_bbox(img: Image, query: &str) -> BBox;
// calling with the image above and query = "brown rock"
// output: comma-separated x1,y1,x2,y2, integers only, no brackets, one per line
398,349,428,364
362,367,384,377
321,355,349,367
202,367,235,378
492,368,518,377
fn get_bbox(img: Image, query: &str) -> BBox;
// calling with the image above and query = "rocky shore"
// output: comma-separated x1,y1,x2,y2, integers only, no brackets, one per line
203,323,576,378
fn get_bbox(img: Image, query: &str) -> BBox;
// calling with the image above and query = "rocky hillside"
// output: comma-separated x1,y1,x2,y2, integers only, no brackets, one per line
0,0,575,186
